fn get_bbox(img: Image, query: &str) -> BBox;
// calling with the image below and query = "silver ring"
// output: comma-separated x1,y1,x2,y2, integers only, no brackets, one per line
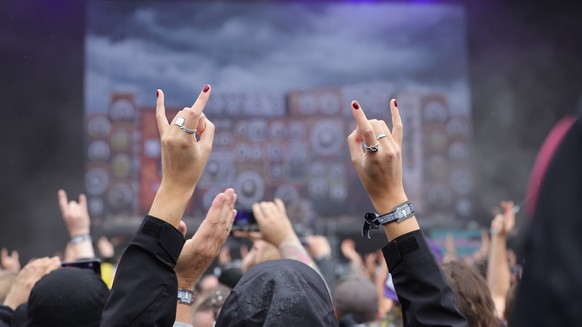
174,117,186,128
364,142,380,153
376,133,387,140
180,126,197,135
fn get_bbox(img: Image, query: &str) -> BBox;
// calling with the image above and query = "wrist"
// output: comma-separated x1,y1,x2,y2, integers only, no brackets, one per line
149,182,194,227
70,234,92,245
276,233,300,248
370,191,409,214
3,293,21,311
177,280,196,290
70,230,90,238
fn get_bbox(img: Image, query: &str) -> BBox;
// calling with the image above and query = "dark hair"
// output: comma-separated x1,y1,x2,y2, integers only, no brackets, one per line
442,261,498,327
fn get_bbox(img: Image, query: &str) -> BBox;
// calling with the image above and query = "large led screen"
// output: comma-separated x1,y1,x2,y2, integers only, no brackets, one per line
84,2,472,229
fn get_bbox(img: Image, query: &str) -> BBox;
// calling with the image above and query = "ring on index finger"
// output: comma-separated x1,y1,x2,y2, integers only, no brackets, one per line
376,133,387,140
174,117,186,128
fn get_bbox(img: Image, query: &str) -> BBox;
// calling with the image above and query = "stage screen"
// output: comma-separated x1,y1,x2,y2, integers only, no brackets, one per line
84,2,472,230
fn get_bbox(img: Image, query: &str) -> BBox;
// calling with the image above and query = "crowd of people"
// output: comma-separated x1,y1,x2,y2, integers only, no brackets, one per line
0,84,580,326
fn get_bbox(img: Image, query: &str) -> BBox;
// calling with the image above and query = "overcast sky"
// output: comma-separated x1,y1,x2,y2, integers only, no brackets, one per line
85,2,469,114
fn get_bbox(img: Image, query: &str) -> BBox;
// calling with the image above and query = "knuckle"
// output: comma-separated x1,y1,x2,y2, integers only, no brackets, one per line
362,129,374,138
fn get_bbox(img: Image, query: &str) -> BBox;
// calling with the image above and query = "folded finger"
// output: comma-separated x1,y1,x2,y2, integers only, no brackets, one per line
347,129,364,162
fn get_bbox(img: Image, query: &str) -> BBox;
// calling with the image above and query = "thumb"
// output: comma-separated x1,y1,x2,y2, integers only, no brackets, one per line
178,221,187,238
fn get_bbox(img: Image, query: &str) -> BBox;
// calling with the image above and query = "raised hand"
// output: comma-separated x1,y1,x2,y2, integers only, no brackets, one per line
346,99,419,241
341,239,362,264
491,201,516,236
252,199,296,247
305,235,332,260
3,257,61,310
1,248,20,272
58,189,90,238
174,188,237,289
149,85,215,227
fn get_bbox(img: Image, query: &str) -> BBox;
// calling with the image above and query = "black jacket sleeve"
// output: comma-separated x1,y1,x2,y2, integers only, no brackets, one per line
0,305,12,327
382,230,467,327
100,215,185,327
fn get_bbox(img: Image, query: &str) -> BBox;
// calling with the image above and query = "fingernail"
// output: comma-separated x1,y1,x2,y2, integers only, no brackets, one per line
394,100,398,107
203,84,210,93
352,101,360,110
156,90,159,98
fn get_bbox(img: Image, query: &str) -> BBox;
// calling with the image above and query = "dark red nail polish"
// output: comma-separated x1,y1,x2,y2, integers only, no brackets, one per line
394,100,398,107
156,90,159,98
203,84,210,93
352,101,360,110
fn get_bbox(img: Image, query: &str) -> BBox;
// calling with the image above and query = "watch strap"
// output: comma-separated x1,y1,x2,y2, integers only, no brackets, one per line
362,201,415,239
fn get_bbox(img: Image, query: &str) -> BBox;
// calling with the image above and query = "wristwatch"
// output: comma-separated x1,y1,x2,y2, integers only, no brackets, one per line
177,288,194,305
362,201,415,239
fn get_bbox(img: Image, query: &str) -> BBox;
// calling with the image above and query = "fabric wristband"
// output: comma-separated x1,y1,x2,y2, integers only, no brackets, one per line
362,201,415,239
70,234,92,245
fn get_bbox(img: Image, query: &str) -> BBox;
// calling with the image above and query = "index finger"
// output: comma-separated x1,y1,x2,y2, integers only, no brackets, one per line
350,100,376,147
58,189,69,213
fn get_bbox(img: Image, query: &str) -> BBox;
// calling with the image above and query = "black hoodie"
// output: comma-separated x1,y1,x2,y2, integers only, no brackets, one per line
216,259,337,327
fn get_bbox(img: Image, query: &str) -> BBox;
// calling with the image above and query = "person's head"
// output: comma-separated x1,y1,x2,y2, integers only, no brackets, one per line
441,261,497,327
334,275,378,324
241,240,281,272
25,267,109,327
192,286,230,327
0,270,16,303
215,259,337,326
197,274,219,295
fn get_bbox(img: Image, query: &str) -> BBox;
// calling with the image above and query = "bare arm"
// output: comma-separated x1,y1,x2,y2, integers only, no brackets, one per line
58,189,95,259
252,199,320,273
347,99,466,327
487,201,515,320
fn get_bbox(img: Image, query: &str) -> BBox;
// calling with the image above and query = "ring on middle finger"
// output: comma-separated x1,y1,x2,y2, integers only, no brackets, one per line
376,133,387,140
181,126,197,134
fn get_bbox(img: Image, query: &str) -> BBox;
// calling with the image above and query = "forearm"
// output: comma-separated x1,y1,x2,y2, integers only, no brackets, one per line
175,304,194,325
69,238,96,259
149,183,194,228
487,233,510,317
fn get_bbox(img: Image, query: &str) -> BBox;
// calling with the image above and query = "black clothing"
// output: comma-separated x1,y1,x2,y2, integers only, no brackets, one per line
100,215,185,327
383,230,467,327
513,116,582,326
101,216,464,327
25,267,109,327
215,259,337,327
0,305,12,327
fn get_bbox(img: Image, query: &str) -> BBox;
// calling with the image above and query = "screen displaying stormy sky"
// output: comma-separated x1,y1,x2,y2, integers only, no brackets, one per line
85,2,472,223
85,2,469,114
